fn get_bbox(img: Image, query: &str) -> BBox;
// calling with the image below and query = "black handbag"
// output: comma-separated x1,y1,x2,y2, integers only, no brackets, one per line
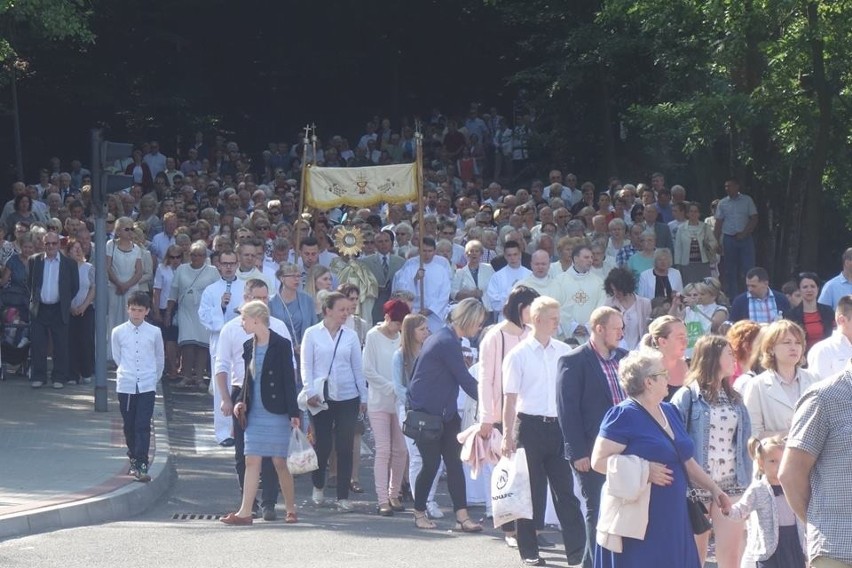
686,493,712,535
402,410,444,443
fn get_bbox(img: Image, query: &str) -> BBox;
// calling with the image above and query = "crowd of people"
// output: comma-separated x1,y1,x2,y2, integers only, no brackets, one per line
3,107,852,567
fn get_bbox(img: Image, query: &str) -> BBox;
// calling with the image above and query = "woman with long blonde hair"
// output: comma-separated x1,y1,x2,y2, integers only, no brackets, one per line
391,313,439,516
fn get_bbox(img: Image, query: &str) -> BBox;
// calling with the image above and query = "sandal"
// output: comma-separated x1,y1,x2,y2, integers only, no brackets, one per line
455,517,483,533
413,511,436,529
285,511,298,524
350,481,364,494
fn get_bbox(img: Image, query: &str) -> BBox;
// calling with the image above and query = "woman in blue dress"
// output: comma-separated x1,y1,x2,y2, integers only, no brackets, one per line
222,300,301,526
591,349,732,567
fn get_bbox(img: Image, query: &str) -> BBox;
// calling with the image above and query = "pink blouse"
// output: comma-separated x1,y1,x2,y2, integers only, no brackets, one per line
477,323,529,424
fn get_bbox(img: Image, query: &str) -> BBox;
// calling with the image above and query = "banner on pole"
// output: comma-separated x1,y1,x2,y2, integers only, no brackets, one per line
305,163,418,209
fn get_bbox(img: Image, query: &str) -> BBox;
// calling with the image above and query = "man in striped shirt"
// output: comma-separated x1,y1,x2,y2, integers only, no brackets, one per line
556,307,628,568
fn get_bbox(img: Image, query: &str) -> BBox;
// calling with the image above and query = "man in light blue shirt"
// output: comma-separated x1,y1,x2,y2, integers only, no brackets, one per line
714,178,758,299
818,248,852,309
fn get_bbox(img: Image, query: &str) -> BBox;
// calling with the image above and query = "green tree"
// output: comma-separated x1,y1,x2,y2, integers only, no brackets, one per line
492,0,852,277
0,0,93,179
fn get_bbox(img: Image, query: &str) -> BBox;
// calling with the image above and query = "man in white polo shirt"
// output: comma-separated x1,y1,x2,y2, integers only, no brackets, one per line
502,296,585,567
807,295,852,378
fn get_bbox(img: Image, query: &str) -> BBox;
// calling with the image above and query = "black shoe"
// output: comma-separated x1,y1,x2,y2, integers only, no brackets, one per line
262,506,276,521
133,462,151,483
522,558,545,566
377,503,394,516
219,437,235,447
536,534,555,548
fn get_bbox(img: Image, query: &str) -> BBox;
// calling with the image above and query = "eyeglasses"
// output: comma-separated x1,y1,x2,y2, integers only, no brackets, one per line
219,261,237,267
168,254,182,259
122,227,134,232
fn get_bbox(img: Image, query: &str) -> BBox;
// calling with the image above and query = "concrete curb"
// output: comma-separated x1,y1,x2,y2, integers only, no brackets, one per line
0,391,175,541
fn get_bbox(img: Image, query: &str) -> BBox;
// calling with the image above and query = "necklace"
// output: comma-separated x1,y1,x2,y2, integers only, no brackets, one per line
657,405,671,431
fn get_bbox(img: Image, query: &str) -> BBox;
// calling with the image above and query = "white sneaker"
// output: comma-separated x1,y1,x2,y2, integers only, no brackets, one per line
312,487,324,505
337,499,353,512
17,337,29,348
52,382,64,389
31,381,43,389
81,377,92,384
426,501,444,519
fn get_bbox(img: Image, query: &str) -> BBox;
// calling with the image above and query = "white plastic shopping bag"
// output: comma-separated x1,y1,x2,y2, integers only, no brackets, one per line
491,447,533,528
287,428,318,475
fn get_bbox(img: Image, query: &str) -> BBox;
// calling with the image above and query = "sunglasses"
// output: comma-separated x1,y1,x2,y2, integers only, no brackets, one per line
168,254,182,259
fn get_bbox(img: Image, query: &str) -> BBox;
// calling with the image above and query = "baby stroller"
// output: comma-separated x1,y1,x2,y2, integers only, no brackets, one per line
0,276,31,380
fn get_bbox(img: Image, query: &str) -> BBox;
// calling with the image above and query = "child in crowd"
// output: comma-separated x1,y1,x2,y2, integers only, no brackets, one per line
111,291,165,482
725,436,806,568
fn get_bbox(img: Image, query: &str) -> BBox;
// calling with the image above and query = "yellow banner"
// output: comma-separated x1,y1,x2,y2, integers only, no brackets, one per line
305,163,418,209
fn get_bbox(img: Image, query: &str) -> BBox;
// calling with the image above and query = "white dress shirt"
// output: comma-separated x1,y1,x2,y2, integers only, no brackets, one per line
502,335,571,417
807,329,852,379
301,323,367,403
41,255,61,304
112,320,164,394
214,314,292,388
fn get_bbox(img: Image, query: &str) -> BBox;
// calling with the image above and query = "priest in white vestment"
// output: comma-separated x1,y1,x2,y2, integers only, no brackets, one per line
556,244,606,342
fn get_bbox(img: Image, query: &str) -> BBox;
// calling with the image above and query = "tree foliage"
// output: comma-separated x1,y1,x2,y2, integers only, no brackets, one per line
490,0,852,275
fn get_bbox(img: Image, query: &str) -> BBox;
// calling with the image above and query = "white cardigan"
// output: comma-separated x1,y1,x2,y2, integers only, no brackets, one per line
451,262,494,301
596,455,651,553
728,477,806,562
637,268,683,299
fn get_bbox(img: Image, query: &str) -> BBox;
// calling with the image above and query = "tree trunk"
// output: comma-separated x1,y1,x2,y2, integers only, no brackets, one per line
798,0,831,270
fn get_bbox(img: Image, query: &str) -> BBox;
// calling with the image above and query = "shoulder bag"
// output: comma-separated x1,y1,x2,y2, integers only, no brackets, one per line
633,398,712,535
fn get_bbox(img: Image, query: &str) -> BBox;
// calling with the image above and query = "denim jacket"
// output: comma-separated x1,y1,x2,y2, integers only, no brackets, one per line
670,384,753,487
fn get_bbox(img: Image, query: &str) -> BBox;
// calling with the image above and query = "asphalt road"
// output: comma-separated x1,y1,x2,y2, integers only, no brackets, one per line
0,383,572,568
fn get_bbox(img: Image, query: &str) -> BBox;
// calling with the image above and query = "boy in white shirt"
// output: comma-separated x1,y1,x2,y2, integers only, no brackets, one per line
111,291,165,482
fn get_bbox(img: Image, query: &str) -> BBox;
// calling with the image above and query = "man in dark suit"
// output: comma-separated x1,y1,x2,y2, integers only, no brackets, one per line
556,306,627,568
28,232,79,388
360,229,404,324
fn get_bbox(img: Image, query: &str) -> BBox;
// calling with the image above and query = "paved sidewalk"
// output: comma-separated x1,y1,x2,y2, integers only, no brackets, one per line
0,373,174,540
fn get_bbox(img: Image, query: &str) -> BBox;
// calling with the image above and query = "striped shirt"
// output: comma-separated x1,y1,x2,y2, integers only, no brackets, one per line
591,340,626,405
748,290,780,323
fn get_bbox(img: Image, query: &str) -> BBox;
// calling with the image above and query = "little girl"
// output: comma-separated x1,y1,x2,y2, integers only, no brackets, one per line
726,436,806,568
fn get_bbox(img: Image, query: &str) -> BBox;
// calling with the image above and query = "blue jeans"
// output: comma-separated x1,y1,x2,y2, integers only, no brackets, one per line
118,390,155,465
722,234,755,299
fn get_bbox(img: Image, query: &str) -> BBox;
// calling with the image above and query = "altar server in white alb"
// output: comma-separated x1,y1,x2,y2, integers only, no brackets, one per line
486,240,532,322
392,237,451,333
519,249,566,305
199,250,245,446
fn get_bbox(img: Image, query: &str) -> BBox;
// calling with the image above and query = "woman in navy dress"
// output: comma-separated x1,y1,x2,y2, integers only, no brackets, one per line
221,300,301,526
591,350,732,567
